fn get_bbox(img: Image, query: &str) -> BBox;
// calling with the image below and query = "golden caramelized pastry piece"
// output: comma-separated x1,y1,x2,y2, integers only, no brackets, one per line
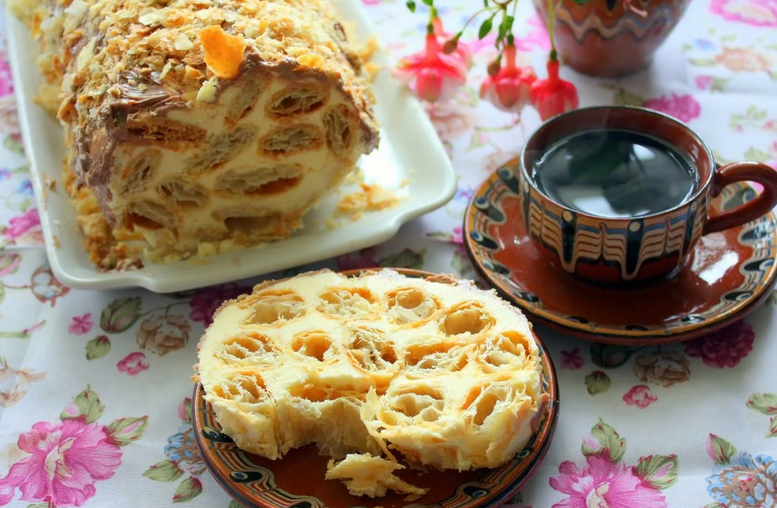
326,454,428,498
194,269,548,496
11,0,379,267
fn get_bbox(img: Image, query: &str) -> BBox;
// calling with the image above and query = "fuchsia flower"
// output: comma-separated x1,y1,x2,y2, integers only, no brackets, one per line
480,43,537,114
530,59,580,121
395,30,467,103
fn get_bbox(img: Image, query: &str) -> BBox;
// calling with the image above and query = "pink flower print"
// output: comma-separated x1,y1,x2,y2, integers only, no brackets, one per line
623,385,658,408
117,352,149,376
68,313,94,336
0,54,13,97
3,209,41,244
189,283,249,327
514,15,551,52
710,0,777,26
0,419,122,506
336,248,379,271
362,0,380,4
561,349,584,370
684,320,755,368
549,455,668,508
695,75,713,90
644,93,701,123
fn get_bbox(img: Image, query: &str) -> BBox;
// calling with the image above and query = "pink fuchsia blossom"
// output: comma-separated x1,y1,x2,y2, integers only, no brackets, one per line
480,43,537,114
623,385,658,409
530,59,579,121
189,283,249,327
68,313,94,336
4,209,41,243
644,93,701,123
684,320,755,368
117,352,149,376
394,32,467,103
0,419,122,506
560,349,584,370
432,17,472,67
549,455,668,508
709,0,777,26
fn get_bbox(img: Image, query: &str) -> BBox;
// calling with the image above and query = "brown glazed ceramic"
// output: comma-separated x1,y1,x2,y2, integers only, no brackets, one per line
464,167,777,345
193,269,560,508
532,0,690,77
520,106,777,286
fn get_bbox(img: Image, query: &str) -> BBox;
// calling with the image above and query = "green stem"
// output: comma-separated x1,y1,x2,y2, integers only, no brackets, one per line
137,301,188,319
548,0,557,60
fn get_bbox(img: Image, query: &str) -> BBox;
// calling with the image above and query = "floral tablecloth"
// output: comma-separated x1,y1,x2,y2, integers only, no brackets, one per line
0,0,776,506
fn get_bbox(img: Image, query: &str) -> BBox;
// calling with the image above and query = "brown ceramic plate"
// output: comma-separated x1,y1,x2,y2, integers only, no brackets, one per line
192,268,559,508
464,162,777,345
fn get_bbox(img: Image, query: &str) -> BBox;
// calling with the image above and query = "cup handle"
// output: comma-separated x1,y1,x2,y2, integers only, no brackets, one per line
704,161,777,235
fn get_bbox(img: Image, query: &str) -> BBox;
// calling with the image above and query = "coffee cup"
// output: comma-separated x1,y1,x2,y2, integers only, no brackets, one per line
519,106,777,285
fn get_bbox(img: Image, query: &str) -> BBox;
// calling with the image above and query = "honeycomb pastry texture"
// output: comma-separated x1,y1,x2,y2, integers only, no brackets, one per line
194,269,549,497
11,0,379,267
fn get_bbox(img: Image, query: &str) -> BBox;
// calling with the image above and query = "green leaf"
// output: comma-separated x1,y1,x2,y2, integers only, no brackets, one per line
421,0,433,5
769,70,777,81
582,418,626,463
707,434,737,465
746,393,777,415
743,147,773,162
106,416,148,446
228,501,243,508
634,454,679,490
451,250,475,279
711,149,732,165
60,385,105,424
681,43,692,51
769,416,777,438
378,248,427,270
704,503,728,508
100,297,142,333
143,459,185,482
509,492,523,504
27,503,54,508
612,89,645,107
85,335,111,360
406,0,416,12
3,135,24,155
585,370,611,395
590,343,634,369
720,34,737,42
173,477,203,503
478,17,493,40
688,58,717,66
0,253,21,277
710,77,729,92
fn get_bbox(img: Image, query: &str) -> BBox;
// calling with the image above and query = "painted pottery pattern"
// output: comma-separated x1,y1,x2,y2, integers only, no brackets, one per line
516,164,708,283
193,331,559,508
554,2,682,43
466,168,777,339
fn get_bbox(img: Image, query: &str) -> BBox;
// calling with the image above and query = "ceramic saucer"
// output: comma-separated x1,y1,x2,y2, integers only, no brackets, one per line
464,161,777,345
192,268,559,508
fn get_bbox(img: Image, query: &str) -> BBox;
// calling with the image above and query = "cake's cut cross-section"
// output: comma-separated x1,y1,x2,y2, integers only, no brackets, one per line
15,0,380,267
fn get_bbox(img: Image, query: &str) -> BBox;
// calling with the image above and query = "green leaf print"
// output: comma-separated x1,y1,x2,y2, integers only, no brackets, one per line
585,371,611,395
85,335,111,360
173,477,203,503
590,343,634,369
106,416,149,446
27,503,53,508
707,434,737,465
709,77,730,92
634,454,679,490
3,135,24,155
378,248,426,270
581,419,626,463
143,460,185,482
746,393,777,415
743,147,772,162
688,58,717,66
228,501,242,508
60,385,105,424
100,297,142,333
704,503,728,508
770,70,777,81
451,250,475,279
612,89,645,107
768,416,777,438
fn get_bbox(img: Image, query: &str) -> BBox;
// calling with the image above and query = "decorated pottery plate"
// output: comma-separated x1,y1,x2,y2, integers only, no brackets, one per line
4,0,456,293
192,269,559,508
464,161,777,345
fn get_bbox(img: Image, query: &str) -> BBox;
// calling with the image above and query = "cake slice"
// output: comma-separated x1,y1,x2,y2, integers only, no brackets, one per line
12,0,379,267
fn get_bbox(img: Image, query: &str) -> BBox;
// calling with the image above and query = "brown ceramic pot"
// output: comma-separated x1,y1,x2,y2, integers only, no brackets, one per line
532,0,691,77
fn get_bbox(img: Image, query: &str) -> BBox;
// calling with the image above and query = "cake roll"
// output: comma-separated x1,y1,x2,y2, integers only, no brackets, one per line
13,0,379,267
194,269,549,497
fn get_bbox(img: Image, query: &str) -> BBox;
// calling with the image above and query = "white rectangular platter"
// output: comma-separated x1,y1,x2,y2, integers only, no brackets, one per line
5,0,455,293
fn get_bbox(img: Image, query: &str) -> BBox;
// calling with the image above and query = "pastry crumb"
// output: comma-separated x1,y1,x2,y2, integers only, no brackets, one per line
325,454,428,499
